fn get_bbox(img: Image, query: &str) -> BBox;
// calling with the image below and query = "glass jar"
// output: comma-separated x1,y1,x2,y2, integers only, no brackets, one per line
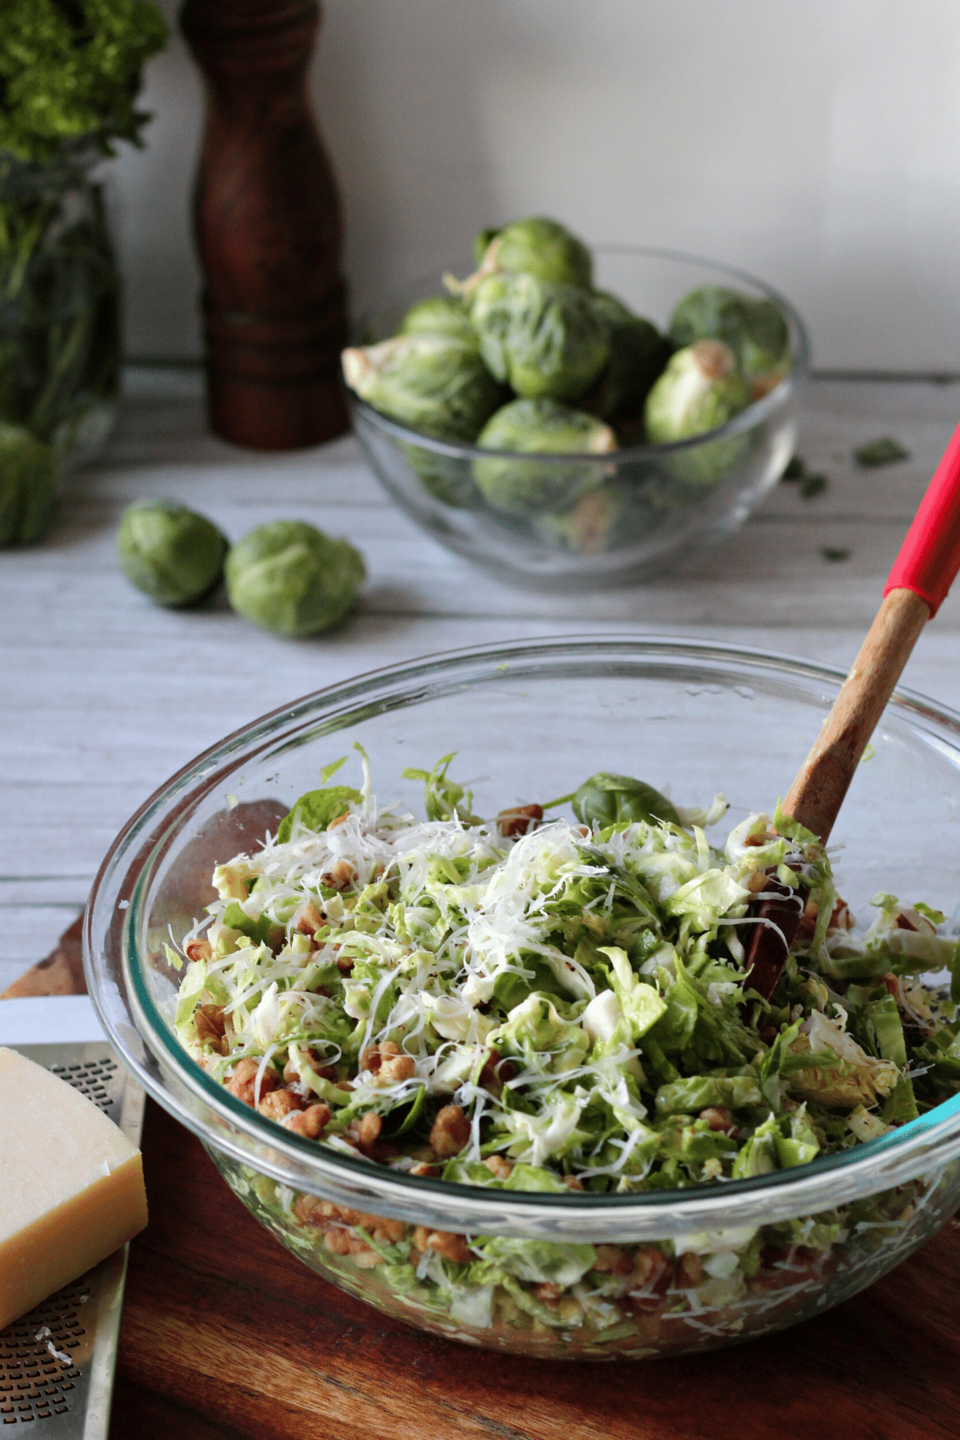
0,145,121,468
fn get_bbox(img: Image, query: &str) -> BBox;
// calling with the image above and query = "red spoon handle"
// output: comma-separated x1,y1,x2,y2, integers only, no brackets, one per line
884,419,960,615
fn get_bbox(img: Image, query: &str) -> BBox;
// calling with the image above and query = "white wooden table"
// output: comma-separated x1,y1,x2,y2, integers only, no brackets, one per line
4,373,960,993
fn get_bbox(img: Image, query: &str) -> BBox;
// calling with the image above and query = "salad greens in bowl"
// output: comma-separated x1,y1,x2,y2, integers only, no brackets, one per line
83,639,960,1359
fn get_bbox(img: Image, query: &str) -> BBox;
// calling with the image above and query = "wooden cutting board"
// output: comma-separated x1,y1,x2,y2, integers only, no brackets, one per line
6,920,960,1439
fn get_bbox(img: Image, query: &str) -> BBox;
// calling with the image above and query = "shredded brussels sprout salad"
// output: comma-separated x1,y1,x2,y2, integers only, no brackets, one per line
171,748,960,1195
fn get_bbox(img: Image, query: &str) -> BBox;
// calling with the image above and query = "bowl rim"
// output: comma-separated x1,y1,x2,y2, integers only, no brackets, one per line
347,242,810,466
83,636,960,1240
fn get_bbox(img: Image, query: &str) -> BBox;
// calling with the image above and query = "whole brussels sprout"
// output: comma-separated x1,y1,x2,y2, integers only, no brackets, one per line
471,216,593,290
473,398,616,515
0,423,58,547
534,484,623,555
341,335,501,442
644,341,752,487
535,474,665,555
473,226,500,265
469,272,609,402
116,499,228,607
225,520,365,638
407,448,483,510
669,286,789,397
585,292,672,422
645,340,749,441
572,773,679,829
398,295,476,344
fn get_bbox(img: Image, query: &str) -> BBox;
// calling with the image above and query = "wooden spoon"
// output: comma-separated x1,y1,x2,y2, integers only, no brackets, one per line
746,423,960,999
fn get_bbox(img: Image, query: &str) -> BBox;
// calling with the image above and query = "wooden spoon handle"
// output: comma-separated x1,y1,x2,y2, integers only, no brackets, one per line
786,417,960,844
782,587,930,843
746,421,960,1000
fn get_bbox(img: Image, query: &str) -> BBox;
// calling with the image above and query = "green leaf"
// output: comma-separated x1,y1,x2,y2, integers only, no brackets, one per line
382,1083,428,1137
655,1073,761,1116
572,773,679,830
772,798,819,845
864,994,908,1068
774,1104,820,1167
276,785,362,844
881,1076,919,1125
222,902,277,949
493,956,573,1012
401,753,480,823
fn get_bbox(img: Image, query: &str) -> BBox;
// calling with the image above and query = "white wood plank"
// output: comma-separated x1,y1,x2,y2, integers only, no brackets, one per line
5,378,960,979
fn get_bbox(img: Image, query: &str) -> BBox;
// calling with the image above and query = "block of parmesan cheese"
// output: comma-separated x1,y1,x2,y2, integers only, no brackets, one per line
0,1046,148,1330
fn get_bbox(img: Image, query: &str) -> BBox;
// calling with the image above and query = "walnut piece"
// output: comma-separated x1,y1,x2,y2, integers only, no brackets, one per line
228,1058,278,1107
429,1104,471,1157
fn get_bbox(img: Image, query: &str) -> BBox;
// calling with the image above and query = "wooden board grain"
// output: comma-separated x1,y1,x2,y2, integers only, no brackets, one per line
6,922,960,1439
111,1097,960,1440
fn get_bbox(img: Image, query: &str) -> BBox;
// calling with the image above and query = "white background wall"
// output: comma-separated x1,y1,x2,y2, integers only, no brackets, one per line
111,0,960,371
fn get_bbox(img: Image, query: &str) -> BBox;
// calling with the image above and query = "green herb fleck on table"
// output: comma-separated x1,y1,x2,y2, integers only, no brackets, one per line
800,473,828,499
854,438,910,469
821,545,850,563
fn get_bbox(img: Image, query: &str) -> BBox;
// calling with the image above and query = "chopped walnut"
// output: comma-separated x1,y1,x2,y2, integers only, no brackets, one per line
895,906,937,935
745,869,769,895
349,1111,382,1158
321,860,357,891
228,1058,278,1107
284,1103,332,1139
293,1196,406,1269
482,1155,514,1180
675,1252,704,1288
562,1175,584,1191
429,1104,471,1157
592,1245,633,1276
830,898,854,930
184,938,212,963
478,1048,516,1095
409,1161,442,1178
412,1225,470,1264
629,1247,671,1297
360,1041,417,1084
296,901,325,936
699,1105,736,1135
381,1053,415,1083
257,1088,303,1122
194,1004,226,1048
297,1198,405,1240
496,804,543,839
532,1282,561,1304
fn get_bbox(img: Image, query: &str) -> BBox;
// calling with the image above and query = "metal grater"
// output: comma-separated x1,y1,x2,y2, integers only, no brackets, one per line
0,1044,145,1437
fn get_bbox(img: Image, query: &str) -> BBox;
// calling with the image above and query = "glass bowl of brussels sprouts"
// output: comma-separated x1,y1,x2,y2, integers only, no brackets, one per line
343,222,809,589
85,637,960,1360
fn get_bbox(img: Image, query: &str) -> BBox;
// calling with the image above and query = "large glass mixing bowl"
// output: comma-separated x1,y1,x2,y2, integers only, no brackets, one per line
348,248,808,589
84,639,960,1359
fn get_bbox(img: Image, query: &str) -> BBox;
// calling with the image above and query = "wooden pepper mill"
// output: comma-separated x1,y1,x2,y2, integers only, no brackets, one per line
180,0,349,450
